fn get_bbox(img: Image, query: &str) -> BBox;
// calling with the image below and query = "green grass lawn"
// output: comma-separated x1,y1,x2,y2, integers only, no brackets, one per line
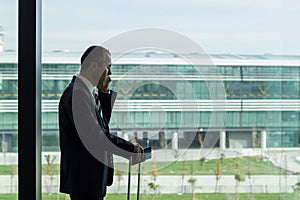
0,193,298,200
108,193,298,200
0,156,289,176
0,164,60,176
114,156,289,176
157,156,287,175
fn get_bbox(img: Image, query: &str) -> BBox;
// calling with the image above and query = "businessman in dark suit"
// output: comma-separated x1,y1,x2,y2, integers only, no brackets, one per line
59,45,144,200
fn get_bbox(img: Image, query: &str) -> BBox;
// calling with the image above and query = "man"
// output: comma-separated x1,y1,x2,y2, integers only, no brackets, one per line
59,45,144,200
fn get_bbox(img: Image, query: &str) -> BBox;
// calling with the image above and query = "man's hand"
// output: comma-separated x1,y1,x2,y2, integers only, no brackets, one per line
97,67,111,93
97,75,111,93
133,143,145,162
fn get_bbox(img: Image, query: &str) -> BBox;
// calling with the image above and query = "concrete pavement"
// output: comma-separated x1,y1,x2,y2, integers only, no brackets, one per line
0,174,299,194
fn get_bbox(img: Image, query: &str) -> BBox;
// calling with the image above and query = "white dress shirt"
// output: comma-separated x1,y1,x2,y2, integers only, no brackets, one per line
76,74,94,96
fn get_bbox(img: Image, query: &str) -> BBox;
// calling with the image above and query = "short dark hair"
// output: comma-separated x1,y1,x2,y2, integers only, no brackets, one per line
80,45,110,71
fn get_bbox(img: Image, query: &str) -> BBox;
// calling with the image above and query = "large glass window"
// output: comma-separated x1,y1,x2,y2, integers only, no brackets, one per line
41,0,300,199
0,0,18,198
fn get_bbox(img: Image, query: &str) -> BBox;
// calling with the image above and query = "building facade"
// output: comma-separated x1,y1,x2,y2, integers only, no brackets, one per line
0,51,299,151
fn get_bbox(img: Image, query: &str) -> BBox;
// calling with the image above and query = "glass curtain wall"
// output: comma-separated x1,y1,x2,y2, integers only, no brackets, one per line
40,1,300,200
0,0,18,199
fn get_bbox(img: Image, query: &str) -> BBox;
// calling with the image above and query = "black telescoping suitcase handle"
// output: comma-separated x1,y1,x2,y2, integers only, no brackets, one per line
127,156,141,200
127,147,151,200
127,157,132,200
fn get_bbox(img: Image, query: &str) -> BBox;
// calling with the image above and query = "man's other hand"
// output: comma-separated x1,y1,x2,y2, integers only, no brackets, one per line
133,144,145,162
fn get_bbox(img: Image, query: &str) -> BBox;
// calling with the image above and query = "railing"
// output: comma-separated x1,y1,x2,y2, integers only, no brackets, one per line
0,99,299,112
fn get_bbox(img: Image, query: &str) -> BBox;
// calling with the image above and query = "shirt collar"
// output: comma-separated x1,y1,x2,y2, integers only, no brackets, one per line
76,74,95,95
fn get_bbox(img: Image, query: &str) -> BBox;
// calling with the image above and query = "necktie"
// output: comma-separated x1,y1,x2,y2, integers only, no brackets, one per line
94,93,99,106
93,90,102,117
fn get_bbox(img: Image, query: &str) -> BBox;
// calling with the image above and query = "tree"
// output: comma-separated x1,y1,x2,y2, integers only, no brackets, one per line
9,165,17,194
147,161,159,199
116,169,124,194
44,154,57,198
246,158,255,200
234,156,245,199
292,182,300,199
214,161,222,193
148,182,159,200
234,173,245,199
199,157,206,171
188,177,197,200
220,153,225,164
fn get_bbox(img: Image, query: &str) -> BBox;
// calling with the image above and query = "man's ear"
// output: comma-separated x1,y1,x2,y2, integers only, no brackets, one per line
90,61,97,71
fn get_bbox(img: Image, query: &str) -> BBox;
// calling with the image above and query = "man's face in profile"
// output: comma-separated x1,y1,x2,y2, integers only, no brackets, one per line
97,53,112,92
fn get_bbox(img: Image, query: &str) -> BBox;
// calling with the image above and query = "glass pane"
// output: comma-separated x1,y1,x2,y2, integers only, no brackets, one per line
0,0,18,198
42,1,300,200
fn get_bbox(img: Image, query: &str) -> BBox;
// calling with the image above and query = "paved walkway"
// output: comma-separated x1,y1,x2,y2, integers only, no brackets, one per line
264,149,300,173
1,175,299,194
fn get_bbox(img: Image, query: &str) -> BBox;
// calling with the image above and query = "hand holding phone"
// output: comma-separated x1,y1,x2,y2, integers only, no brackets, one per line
132,146,152,165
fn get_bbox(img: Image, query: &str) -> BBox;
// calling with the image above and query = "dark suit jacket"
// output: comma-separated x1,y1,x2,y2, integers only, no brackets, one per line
59,76,134,198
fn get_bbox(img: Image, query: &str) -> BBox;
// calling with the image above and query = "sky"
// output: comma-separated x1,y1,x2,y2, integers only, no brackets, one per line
0,0,300,55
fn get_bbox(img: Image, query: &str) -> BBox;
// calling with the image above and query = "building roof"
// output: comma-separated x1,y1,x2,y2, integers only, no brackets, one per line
1,50,300,66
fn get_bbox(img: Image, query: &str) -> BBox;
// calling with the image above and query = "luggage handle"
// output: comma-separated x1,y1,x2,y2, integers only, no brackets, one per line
127,147,151,200
127,157,141,200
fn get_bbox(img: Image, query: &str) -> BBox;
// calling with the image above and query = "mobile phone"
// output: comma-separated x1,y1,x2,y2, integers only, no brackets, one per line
144,147,152,160
131,146,152,165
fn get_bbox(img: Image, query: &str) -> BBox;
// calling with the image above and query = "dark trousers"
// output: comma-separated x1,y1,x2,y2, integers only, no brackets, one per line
70,194,104,200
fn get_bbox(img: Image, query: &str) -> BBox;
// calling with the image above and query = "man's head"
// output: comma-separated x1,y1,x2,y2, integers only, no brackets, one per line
80,45,111,86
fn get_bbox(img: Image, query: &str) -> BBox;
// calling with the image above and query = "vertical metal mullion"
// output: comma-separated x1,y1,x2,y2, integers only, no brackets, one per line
36,0,42,199
18,0,41,199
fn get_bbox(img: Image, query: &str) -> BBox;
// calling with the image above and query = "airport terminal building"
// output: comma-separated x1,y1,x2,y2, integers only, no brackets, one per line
0,51,299,152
